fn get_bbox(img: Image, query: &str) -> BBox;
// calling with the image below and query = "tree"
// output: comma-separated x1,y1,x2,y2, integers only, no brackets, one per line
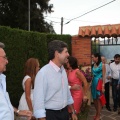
0,0,55,33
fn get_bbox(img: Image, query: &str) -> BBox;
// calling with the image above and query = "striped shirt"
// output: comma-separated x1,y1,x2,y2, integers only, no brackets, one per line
33,61,73,118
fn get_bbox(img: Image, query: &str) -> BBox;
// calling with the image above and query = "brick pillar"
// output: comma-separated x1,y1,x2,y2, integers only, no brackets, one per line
72,36,91,66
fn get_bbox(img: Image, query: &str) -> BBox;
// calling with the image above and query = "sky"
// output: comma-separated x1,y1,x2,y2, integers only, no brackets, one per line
45,0,120,35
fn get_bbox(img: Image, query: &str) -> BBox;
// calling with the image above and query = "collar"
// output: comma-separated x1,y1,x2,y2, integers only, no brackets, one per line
49,60,64,72
114,62,120,65
0,74,5,82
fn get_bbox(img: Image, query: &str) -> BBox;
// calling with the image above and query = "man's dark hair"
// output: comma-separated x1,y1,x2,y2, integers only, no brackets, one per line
68,56,78,69
48,40,68,60
114,54,120,59
0,42,5,48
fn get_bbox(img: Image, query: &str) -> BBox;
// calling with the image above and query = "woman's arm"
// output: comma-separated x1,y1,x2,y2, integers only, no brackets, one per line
70,84,80,90
24,78,33,112
13,107,32,119
76,70,88,99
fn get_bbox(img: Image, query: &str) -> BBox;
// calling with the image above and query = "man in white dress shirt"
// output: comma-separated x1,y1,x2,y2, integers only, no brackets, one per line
0,42,32,120
110,54,120,112
33,40,78,120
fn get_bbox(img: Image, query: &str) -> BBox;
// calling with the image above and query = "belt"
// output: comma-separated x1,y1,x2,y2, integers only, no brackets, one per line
46,106,67,112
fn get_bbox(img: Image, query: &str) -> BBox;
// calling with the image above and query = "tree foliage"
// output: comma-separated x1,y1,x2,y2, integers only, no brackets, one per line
0,0,55,33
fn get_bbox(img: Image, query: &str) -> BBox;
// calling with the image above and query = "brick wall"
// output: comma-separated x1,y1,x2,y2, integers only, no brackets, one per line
72,36,91,66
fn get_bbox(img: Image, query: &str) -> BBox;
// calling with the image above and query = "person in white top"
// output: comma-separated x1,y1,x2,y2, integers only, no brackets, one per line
110,54,120,112
18,58,40,120
101,56,111,111
0,42,32,120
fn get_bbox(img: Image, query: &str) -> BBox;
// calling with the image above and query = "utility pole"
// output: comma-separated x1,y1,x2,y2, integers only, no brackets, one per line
28,0,30,31
61,17,63,34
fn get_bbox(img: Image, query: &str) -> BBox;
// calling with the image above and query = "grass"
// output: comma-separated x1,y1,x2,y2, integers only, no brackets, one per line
77,105,90,120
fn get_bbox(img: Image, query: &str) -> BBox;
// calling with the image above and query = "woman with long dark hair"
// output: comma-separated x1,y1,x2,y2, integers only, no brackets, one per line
67,56,88,115
91,53,106,120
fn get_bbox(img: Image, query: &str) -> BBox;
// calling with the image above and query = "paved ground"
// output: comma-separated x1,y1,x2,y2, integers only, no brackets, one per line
88,104,120,120
87,86,120,120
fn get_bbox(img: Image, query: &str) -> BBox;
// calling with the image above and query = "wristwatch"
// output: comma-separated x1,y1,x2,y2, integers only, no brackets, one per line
16,110,20,116
72,110,76,114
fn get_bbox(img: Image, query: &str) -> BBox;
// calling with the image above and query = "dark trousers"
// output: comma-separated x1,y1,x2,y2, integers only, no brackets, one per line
105,82,110,108
46,106,69,120
112,79,119,109
118,85,120,108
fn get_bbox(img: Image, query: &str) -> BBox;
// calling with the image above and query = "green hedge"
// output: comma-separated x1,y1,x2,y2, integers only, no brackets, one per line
46,34,71,55
0,26,71,107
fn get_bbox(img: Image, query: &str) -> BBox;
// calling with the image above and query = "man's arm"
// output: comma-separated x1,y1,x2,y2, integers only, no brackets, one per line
0,91,10,119
68,104,78,120
33,71,46,119
67,81,77,120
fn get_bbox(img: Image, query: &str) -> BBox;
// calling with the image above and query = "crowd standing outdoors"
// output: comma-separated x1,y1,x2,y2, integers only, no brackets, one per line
1,40,120,120
91,53,120,118
0,42,32,120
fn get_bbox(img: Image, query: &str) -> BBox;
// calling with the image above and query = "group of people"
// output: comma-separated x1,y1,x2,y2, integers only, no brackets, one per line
1,39,120,120
1,40,82,120
91,53,120,120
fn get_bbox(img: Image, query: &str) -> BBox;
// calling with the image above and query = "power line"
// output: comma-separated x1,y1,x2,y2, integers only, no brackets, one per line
65,0,116,24
44,18,61,24
44,16,61,19
44,0,109,21
44,16,107,24
45,0,116,25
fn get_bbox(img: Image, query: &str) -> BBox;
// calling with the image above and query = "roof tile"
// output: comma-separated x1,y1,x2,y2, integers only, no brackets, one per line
78,24,120,37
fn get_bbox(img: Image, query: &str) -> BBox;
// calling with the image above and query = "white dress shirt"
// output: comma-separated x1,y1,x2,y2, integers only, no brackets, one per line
0,74,14,120
110,62,120,80
33,61,73,118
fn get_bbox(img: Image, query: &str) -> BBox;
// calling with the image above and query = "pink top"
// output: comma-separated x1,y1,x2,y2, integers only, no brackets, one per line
68,68,83,113
68,69,82,87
